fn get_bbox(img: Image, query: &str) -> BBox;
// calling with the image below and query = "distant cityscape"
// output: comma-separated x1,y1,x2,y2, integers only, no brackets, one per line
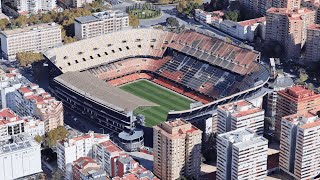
0,0,319,180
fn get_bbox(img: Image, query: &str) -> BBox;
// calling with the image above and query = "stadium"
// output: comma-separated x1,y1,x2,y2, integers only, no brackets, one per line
45,28,269,134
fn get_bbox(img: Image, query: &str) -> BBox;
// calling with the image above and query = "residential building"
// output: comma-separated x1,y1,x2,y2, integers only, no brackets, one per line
304,23,320,62
56,131,109,179
302,0,320,23
112,164,159,180
72,157,107,180
12,83,64,132
0,23,62,60
195,9,214,24
74,10,129,40
275,85,320,138
217,100,265,135
5,0,57,15
153,119,202,180
216,128,268,180
94,139,124,177
280,110,320,179
0,108,44,143
0,135,42,180
266,8,316,59
0,67,25,109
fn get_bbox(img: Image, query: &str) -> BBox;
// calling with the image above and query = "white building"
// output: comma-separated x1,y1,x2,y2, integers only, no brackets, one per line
216,128,268,180
280,110,320,180
195,9,213,24
57,131,110,179
0,108,44,143
217,100,265,135
0,68,25,109
10,0,57,15
211,17,266,42
0,23,62,60
0,136,42,180
74,10,129,40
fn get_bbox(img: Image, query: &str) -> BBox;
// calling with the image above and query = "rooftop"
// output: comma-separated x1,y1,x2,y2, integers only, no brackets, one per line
278,86,320,101
238,17,266,26
282,109,320,129
0,135,39,154
99,140,123,153
75,10,128,24
1,23,60,36
54,71,157,112
118,128,144,141
308,23,320,30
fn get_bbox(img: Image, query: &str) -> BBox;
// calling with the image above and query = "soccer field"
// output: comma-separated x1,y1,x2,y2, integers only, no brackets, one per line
119,80,193,127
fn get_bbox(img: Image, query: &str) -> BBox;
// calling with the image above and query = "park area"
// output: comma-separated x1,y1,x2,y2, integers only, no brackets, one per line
127,3,162,19
120,80,193,127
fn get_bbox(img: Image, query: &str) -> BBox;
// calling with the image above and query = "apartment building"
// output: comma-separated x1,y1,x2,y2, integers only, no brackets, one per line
304,24,320,62
302,0,320,23
0,108,44,143
216,128,268,180
217,100,265,135
112,162,159,180
58,0,93,8
280,110,320,179
0,136,42,180
195,9,214,23
6,0,57,15
57,131,109,179
266,8,316,59
0,67,26,109
0,23,62,60
275,85,320,138
74,10,129,40
153,119,202,180
72,157,107,180
12,83,64,132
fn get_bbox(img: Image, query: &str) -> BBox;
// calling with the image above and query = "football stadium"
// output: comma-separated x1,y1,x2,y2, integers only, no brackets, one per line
45,28,269,133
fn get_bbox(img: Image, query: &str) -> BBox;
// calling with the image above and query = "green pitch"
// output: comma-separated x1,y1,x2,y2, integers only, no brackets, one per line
119,80,193,127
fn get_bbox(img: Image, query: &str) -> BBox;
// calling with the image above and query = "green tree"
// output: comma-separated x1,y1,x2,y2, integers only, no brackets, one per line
34,135,43,144
296,72,309,84
129,13,140,28
52,169,63,180
16,52,44,67
28,15,40,25
45,126,68,147
224,10,239,22
0,19,9,30
13,15,28,27
40,13,53,23
166,17,180,27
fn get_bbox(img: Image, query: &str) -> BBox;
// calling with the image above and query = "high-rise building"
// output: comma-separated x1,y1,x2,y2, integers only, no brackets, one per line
74,10,129,40
153,119,202,180
266,8,316,59
280,110,320,179
216,128,268,180
57,131,110,179
217,100,265,135
72,157,107,180
9,0,57,15
302,0,320,23
12,83,64,132
0,23,62,60
275,85,320,138
0,136,42,180
304,24,320,62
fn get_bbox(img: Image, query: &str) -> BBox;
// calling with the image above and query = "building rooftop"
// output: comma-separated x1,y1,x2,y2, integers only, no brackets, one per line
308,23,320,30
60,131,109,146
282,109,320,129
278,86,320,102
73,157,106,179
238,17,266,26
75,10,128,24
267,8,315,21
0,135,39,154
99,140,123,153
219,128,268,148
118,128,144,141
54,71,157,112
1,23,60,36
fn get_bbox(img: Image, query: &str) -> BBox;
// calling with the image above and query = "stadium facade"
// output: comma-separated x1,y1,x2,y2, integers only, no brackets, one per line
45,28,269,134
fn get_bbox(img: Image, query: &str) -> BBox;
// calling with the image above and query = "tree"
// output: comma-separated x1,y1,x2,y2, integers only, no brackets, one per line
0,19,9,30
13,15,28,27
296,72,309,84
40,13,53,23
52,169,63,180
34,135,43,144
16,52,44,67
166,17,180,27
45,126,68,147
129,13,139,28
224,11,239,22
159,0,169,4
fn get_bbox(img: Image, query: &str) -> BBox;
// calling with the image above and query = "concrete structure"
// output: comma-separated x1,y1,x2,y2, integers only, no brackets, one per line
302,0,320,23
0,136,42,180
72,157,107,180
266,8,316,59
57,131,109,179
194,9,214,24
118,128,144,152
153,119,202,180
0,108,44,143
59,0,93,8
211,17,266,42
74,10,129,40
275,85,320,138
11,83,64,132
280,110,320,180
0,68,26,109
0,23,62,60
304,23,320,62
216,128,268,180
217,100,265,135
4,0,57,15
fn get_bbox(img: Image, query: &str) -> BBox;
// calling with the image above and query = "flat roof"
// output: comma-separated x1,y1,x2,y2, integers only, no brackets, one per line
75,15,99,24
1,23,60,36
54,71,157,112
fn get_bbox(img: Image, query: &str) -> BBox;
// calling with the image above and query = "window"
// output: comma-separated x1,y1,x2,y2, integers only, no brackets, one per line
112,50,115,53
90,56,93,59
67,62,71,66
137,45,141,48
83,58,86,61
75,60,79,63
119,48,122,51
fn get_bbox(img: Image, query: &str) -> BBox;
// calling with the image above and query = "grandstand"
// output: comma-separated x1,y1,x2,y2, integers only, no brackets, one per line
45,28,269,133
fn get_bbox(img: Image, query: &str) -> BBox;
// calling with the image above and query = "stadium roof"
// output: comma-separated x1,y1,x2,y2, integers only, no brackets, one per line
54,71,157,112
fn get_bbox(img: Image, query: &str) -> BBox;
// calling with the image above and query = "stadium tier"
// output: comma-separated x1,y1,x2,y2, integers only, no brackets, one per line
45,28,269,132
